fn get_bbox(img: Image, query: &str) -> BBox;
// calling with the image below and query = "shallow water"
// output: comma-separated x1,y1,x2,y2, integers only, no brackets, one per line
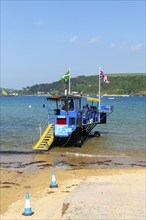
0,96,145,169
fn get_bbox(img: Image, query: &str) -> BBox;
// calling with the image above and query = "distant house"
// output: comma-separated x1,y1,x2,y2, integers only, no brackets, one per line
37,92,45,96
12,93,19,96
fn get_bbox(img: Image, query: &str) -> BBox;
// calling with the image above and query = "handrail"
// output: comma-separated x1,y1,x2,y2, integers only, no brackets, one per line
33,124,54,150
33,124,53,148
32,119,48,145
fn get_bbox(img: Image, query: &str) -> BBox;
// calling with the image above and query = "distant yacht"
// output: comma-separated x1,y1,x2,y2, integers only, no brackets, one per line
108,97,115,100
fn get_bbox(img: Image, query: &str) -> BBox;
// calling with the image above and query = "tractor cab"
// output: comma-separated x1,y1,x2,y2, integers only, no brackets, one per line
45,95,81,137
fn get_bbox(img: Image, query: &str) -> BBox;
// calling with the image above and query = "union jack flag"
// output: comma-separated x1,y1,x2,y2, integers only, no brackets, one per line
100,68,110,84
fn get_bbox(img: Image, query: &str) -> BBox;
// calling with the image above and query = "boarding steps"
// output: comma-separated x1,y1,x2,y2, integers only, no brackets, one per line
33,124,54,150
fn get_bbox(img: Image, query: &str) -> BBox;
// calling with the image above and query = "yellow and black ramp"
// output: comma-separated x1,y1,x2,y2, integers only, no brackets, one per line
33,124,54,150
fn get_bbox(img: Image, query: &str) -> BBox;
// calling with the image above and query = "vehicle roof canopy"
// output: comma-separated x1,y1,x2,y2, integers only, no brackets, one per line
46,95,99,102
46,95,81,101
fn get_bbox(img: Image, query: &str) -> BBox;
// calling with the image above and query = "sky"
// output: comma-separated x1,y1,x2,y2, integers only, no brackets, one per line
1,0,145,89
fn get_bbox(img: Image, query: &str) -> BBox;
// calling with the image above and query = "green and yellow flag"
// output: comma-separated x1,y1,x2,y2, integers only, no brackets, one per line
59,70,70,82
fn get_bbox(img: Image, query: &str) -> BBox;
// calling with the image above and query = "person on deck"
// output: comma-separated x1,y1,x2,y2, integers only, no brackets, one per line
68,100,74,111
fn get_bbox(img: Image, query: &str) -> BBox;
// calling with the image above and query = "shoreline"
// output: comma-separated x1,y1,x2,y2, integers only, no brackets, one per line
0,151,146,173
0,166,146,219
1,94,146,97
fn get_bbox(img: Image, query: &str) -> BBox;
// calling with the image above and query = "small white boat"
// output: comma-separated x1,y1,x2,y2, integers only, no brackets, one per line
108,97,115,100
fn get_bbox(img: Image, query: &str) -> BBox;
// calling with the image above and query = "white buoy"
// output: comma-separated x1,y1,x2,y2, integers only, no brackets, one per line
29,105,32,108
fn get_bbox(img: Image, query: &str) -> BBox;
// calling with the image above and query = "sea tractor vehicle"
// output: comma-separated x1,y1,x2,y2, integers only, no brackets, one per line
33,94,113,150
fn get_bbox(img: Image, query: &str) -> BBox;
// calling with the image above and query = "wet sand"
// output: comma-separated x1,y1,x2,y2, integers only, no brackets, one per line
0,165,145,220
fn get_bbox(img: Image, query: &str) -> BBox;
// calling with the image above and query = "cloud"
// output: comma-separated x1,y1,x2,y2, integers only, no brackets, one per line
69,35,100,44
120,40,129,50
70,36,79,43
88,37,99,44
110,40,128,50
131,44,142,51
110,40,142,51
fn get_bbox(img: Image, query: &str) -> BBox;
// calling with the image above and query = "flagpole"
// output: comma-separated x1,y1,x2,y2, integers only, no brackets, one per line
98,67,101,122
99,67,101,111
68,68,70,94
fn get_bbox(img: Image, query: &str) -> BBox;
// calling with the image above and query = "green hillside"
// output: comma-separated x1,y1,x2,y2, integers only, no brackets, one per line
1,73,146,96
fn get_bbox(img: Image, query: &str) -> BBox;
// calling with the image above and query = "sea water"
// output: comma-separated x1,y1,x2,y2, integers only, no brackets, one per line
0,95,145,160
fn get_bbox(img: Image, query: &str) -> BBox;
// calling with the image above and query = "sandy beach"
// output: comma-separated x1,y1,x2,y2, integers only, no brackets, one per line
0,166,145,220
